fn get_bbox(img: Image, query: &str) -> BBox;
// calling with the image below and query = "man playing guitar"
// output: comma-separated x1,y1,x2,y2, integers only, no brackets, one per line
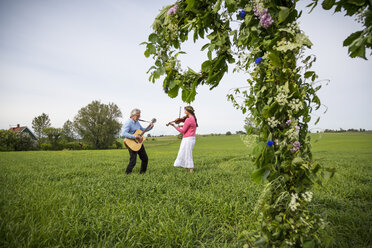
122,108,154,174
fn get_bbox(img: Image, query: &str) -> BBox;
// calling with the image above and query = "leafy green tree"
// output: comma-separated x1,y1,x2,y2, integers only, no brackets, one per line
43,127,63,150
32,113,51,143
0,130,35,151
62,120,76,142
0,130,16,151
226,131,232,135
14,132,36,151
73,100,122,149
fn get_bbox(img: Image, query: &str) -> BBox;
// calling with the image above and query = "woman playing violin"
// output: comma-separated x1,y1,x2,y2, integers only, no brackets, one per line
168,106,198,173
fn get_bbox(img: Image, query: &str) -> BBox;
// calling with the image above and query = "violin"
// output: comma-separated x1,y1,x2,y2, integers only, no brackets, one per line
166,115,188,126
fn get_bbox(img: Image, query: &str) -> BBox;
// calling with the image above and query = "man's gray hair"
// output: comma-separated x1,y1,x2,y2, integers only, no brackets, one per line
130,108,141,117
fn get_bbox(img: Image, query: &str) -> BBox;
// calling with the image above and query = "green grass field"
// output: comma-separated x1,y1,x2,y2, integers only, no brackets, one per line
0,133,371,247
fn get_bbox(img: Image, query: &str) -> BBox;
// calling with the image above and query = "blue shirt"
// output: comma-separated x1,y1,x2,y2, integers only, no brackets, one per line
122,119,152,139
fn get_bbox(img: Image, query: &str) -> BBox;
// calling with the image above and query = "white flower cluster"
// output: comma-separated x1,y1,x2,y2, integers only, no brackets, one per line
275,85,289,106
295,32,312,48
273,22,312,52
252,0,265,12
285,128,298,140
286,21,300,34
273,38,300,52
285,240,295,246
289,193,300,211
168,23,178,32
301,191,313,202
288,98,303,112
240,134,257,149
268,117,279,128
275,92,288,105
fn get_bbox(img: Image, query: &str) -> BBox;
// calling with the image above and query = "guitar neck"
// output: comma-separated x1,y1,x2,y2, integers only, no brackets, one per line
140,123,152,137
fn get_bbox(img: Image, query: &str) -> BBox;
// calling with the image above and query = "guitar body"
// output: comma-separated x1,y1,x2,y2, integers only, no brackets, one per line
124,129,147,152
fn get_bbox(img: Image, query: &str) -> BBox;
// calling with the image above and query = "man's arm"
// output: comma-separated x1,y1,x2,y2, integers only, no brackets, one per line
122,121,136,139
140,122,154,132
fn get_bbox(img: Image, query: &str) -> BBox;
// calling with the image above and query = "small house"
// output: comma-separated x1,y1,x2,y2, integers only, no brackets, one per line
9,124,37,140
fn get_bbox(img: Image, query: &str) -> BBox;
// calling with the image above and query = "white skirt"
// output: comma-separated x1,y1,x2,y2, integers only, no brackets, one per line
174,136,196,168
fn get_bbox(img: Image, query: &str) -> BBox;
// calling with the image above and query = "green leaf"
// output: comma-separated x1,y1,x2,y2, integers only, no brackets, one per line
322,0,335,10
262,105,270,118
315,117,320,125
225,0,237,13
292,157,304,165
147,44,156,54
148,33,158,43
168,80,177,90
201,60,212,72
303,239,315,248
201,43,210,51
343,31,363,46
252,142,265,157
304,71,315,78
213,0,222,13
168,84,180,98
347,0,366,6
244,15,253,24
263,169,270,180
181,87,196,103
349,43,367,59
268,52,281,67
278,7,290,23
181,88,189,102
251,168,265,183
307,1,318,13
144,50,150,58
254,237,267,246
185,0,195,11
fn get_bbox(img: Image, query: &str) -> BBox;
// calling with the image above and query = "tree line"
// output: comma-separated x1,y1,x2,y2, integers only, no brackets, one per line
0,100,123,151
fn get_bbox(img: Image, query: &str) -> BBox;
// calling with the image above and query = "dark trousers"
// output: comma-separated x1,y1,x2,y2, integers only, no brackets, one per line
126,145,148,174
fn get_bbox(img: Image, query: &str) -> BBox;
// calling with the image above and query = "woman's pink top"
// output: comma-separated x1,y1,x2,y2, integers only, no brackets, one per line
176,116,196,138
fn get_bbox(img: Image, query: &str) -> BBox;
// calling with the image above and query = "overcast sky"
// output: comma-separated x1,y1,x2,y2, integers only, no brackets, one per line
0,0,371,136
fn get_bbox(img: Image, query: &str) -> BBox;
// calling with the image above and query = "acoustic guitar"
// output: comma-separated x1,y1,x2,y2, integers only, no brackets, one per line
124,118,156,151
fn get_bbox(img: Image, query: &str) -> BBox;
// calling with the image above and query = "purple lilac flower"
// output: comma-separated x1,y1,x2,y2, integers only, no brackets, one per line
167,4,178,16
253,6,274,28
295,125,300,131
255,57,263,64
293,141,301,148
260,12,274,28
253,7,260,16
286,120,292,125
290,147,298,153
240,10,246,19
267,140,274,147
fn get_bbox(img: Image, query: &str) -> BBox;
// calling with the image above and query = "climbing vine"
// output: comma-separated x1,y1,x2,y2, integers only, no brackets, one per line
143,0,340,246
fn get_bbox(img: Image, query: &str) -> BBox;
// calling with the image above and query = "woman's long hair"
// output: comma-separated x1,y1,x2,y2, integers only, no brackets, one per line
185,106,198,127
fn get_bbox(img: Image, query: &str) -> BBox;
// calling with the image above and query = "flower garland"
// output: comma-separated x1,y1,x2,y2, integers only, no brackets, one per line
144,0,334,246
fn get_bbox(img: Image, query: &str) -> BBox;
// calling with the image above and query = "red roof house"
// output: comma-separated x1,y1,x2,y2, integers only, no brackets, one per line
9,124,37,140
